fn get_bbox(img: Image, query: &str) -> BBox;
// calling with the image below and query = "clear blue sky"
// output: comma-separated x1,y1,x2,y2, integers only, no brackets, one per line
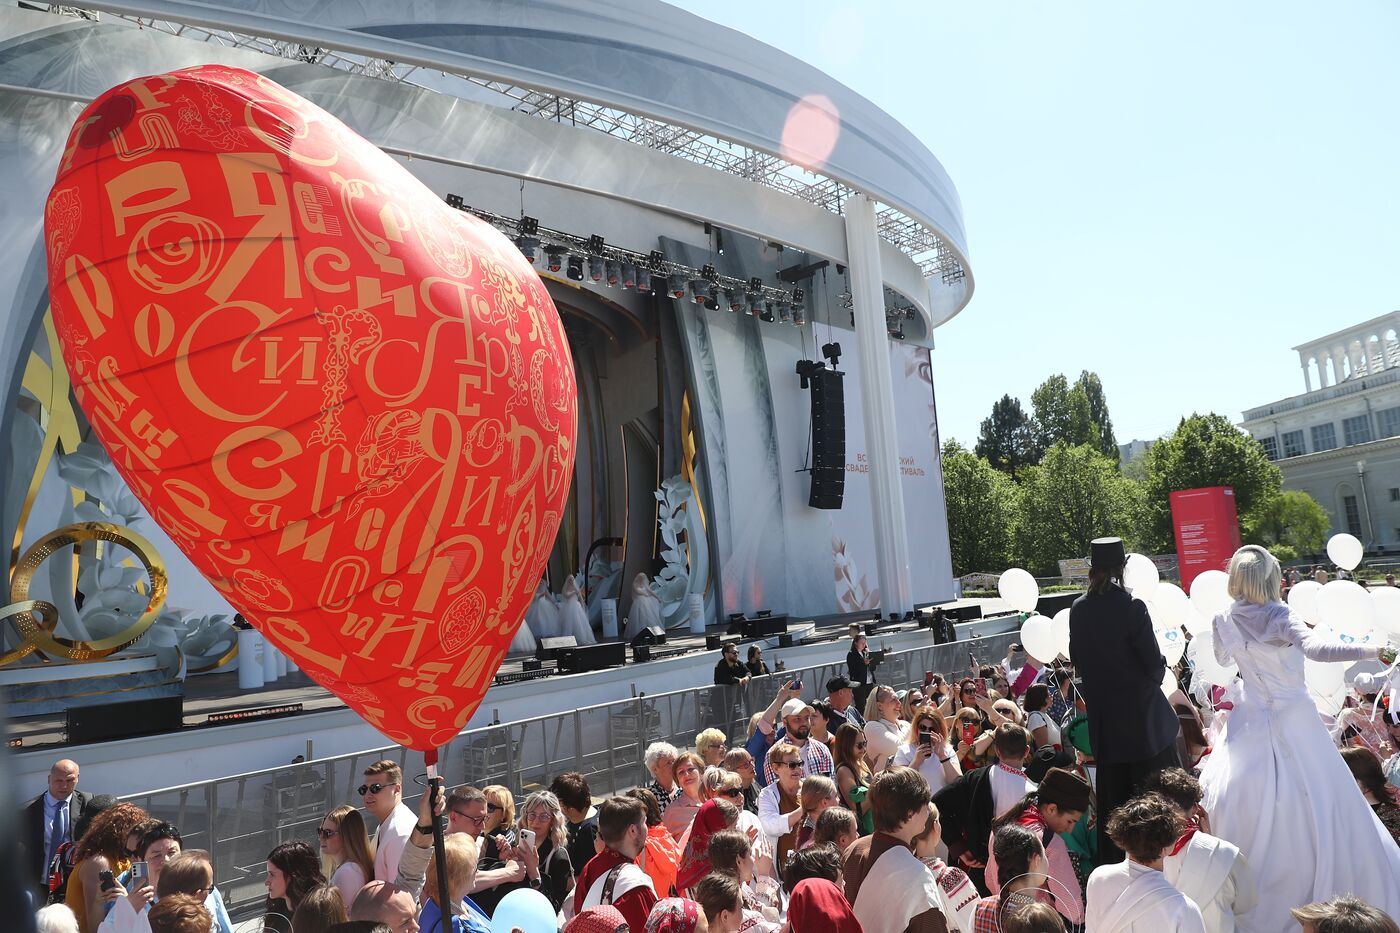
669,1,1400,447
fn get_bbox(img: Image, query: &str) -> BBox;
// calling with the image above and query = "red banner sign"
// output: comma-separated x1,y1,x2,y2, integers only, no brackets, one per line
1170,486,1242,590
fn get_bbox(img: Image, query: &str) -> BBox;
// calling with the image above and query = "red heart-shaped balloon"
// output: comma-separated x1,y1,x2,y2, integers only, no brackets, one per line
45,65,577,750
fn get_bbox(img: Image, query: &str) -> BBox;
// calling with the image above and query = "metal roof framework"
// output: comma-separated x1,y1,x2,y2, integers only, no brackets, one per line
61,5,966,286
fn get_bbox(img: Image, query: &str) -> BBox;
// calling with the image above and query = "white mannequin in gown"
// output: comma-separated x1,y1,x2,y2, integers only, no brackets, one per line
1200,588,1399,932
524,579,562,640
558,575,596,645
507,610,537,655
623,572,663,641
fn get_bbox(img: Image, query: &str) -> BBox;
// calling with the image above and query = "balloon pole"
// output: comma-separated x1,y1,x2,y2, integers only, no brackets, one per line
425,749,452,933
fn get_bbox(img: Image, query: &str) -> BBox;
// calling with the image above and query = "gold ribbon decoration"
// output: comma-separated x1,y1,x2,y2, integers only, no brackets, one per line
1,522,167,663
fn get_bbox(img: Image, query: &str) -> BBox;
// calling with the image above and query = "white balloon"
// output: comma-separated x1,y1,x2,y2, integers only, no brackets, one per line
1020,613,1058,663
1190,570,1232,620
1182,606,1213,636
1371,585,1400,638
1287,580,1324,626
1124,553,1160,600
1155,624,1187,667
1161,668,1178,698
1316,580,1377,637
1050,608,1072,660
1304,657,1347,715
1148,582,1190,631
1326,533,1364,572
998,568,1041,614
1187,630,1238,687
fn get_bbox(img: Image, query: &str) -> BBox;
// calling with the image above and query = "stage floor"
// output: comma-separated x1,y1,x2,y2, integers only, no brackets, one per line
6,599,1016,751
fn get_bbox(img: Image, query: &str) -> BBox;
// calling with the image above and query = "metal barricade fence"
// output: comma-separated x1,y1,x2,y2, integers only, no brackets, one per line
121,629,1016,920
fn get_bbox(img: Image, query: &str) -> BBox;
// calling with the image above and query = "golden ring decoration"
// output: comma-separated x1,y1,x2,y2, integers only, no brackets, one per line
1,522,167,664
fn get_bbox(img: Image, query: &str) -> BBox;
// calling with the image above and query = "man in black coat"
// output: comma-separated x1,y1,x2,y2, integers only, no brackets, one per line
19,759,90,904
1068,537,1180,866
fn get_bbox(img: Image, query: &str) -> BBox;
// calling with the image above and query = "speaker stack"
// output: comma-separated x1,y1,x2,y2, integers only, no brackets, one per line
808,368,846,509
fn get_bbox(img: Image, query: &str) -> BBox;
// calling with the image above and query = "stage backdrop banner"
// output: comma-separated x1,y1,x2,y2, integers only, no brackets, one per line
1170,486,1241,590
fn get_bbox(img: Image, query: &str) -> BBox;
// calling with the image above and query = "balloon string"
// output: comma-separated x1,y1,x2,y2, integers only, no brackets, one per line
1367,655,1399,724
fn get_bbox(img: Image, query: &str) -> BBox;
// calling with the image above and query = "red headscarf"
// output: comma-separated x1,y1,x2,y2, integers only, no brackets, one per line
646,898,702,933
565,905,630,933
675,800,730,891
788,878,863,933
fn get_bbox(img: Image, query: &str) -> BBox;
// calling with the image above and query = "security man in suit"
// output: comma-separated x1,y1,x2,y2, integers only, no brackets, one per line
1068,537,1180,866
20,759,90,904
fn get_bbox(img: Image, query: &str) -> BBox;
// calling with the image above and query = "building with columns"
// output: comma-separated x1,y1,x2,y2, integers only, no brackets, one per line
1241,312,1400,550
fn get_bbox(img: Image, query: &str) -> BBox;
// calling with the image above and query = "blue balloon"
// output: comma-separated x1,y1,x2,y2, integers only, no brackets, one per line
490,888,557,933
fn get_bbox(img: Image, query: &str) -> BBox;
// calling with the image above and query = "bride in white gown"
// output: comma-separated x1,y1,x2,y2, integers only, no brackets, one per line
524,579,562,640
558,575,596,645
1199,546,1400,933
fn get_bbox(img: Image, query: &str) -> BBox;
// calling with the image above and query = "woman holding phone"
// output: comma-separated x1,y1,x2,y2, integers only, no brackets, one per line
513,790,574,911
893,706,962,793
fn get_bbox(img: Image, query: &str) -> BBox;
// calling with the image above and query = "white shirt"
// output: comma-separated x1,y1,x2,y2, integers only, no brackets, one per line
1027,710,1061,749
989,764,1035,819
330,860,368,912
893,741,957,794
1087,861,1206,933
372,802,417,882
863,719,905,771
1162,832,1257,933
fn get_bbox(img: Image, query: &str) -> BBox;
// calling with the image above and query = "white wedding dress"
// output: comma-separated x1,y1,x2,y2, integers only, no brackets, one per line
558,576,596,645
1199,600,1400,933
524,580,562,640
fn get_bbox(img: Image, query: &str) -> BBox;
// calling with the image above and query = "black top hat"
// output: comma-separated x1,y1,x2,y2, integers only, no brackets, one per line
1090,537,1126,570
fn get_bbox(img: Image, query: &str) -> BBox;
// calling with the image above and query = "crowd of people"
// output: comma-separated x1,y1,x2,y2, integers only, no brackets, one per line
21,540,1400,933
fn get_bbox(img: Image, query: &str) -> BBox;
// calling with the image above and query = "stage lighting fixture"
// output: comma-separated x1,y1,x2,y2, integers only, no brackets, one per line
905,307,916,319
760,303,775,323
690,280,708,304
668,274,687,299
701,263,718,282
445,193,465,209
792,308,806,326
519,215,540,236
546,247,564,272
588,234,606,254
777,303,790,322
622,263,637,289
648,250,666,272
892,324,906,340
747,297,763,316
703,294,720,311
716,230,725,255
514,235,540,264
636,270,653,292
605,260,621,286
791,287,805,303
726,288,744,312
567,255,585,281
795,358,826,389
822,342,842,367
589,257,605,282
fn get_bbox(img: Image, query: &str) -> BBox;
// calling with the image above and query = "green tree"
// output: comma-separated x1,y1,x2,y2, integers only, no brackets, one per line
942,440,1019,577
975,395,1034,478
1014,443,1143,576
1140,413,1282,552
1030,375,1098,458
1075,371,1119,462
1244,490,1331,555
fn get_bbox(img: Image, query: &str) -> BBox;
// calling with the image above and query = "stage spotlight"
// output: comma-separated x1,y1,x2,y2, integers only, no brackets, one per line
588,234,606,254
791,287,806,304
892,324,905,340
716,229,724,255
726,288,744,312
519,215,540,236
760,303,775,323
690,280,708,304
567,255,585,281
514,235,540,264
546,247,564,273
822,342,842,367
621,263,637,289
648,250,666,272
589,257,605,282
701,263,718,282
668,274,688,299
777,303,790,322
792,308,806,326
636,270,653,293
605,260,621,286
703,295,720,311
747,296,763,316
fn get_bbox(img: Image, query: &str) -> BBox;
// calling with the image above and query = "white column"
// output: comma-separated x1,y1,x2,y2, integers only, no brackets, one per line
843,193,913,615
1302,358,1313,392
1333,346,1348,383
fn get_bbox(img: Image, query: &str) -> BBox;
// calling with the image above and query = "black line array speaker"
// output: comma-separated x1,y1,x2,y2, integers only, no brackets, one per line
66,695,183,744
557,641,627,674
808,368,846,509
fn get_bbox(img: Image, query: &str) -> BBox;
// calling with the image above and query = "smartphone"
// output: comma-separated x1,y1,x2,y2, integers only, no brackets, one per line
975,677,988,698
521,829,536,847
919,730,933,751
130,862,149,889
99,870,116,892
924,671,934,688
790,680,802,690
